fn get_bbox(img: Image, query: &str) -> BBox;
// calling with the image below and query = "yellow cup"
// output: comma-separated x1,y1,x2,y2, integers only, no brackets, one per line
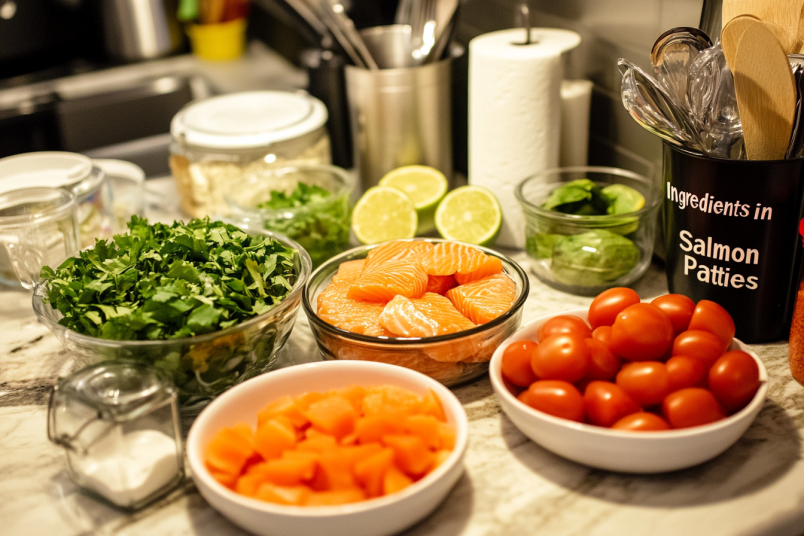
187,18,246,61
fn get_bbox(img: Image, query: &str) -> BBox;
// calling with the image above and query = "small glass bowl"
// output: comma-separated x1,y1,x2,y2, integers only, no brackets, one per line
226,165,354,269
515,166,660,296
32,231,312,414
302,239,529,386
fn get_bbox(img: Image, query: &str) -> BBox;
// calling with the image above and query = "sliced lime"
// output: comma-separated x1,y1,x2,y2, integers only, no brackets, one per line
435,185,502,246
379,165,448,234
352,186,418,244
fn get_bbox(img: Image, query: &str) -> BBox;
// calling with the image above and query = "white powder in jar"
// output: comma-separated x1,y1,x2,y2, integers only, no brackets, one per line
77,429,181,507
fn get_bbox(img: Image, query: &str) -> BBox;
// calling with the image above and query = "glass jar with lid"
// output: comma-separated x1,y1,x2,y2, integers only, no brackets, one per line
0,152,114,250
47,361,184,511
169,91,331,218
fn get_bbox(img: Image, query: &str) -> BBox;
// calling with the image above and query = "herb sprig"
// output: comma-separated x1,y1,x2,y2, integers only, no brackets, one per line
40,216,298,341
256,182,350,268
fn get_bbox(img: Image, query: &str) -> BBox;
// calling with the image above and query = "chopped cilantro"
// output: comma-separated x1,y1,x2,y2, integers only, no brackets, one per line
40,216,299,341
256,182,350,268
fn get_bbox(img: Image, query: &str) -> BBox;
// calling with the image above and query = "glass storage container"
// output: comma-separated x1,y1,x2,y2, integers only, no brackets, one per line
170,91,331,218
0,152,144,288
47,361,184,511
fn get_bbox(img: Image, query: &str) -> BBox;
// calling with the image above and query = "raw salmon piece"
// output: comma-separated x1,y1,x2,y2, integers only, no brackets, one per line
363,323,396,337
332,260,366,284
347,260,428,302
454,258,503,285
425,275,458,295
379,293,476,338
317,280,385,334
418,242,503,277
363,241,435,269
446,273,516,325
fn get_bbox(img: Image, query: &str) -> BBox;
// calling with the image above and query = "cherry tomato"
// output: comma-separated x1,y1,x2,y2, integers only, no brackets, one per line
610,303,675,361
584,338,622,381
538,315,592,342
583,381,641,427
615,361,671,406
611,412,671,431
688,300,736,352
592,325,613,350
671,330,723,368
651,294,695,335
708,350,760,413
665,355,707,392
531,334,590,383
662,388,725,429
501,340,539,388
588,287,641,329
517,380,585,422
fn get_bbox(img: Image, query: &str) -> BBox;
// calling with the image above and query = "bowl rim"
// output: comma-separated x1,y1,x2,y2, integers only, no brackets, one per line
186,359,469,516
226,164,355,217
31,226,313,347
514,165,661,223
490,307,769,439
301,238,530,345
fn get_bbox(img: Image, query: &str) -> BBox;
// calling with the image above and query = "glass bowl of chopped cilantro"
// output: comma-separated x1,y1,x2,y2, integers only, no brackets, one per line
32,216,312,414
226,165,354,269
515,166,660,296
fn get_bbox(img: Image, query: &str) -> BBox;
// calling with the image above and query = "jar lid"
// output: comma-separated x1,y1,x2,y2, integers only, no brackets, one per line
55,361,175,421
171,91,328,150
0,152,94,194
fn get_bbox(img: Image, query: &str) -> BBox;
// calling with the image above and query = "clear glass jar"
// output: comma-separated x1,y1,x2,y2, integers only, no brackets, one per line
47,361,184,511
0,152,142,249
0,187,80,289
170,91,331,218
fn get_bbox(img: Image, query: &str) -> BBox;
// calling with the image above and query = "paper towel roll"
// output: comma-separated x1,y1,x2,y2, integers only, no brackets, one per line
469,28,581,248
560,79,593,168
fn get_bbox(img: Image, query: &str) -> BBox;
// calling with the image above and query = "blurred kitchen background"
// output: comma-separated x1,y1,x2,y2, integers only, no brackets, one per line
0,0,703,181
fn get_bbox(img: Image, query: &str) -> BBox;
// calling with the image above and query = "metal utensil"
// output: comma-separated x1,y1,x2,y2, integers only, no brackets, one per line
650,27,712,108
426,0,459,63
618,59,703,152
360,25,414,69
319,0,379,70
687,44,744,159
280,0,334,49
786,60,804,158
409,0,437,65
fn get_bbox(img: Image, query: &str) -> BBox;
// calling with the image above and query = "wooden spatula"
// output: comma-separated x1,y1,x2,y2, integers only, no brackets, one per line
732,21,798,160
723,0,804,54
721,14,759,71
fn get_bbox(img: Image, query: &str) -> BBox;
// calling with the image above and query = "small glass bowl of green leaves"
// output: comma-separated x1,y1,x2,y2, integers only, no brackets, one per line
515,166,660,296
226,165,354,268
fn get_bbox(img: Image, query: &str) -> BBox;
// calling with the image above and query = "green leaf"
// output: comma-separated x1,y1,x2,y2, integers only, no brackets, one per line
186,304,222,335
37,217,298,341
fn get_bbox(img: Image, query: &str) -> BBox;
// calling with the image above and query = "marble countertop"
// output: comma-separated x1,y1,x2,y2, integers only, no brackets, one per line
2,179,804,536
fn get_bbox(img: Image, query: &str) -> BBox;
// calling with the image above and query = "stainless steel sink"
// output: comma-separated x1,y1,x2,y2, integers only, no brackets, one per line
0,74,216,177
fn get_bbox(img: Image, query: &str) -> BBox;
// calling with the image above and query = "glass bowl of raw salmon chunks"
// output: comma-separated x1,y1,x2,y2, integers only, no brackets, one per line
302,239,529,386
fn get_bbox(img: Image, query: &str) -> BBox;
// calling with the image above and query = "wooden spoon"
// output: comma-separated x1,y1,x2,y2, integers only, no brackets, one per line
732,21,798,160
721,15,759,72
723,0,804,54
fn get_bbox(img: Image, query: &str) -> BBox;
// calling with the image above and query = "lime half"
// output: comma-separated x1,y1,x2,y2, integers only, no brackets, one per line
379,165,448,234
435,185,502,246
352,186,418,244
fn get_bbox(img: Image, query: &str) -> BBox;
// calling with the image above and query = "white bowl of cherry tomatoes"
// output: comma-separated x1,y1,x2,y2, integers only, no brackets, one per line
489,288,768,473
